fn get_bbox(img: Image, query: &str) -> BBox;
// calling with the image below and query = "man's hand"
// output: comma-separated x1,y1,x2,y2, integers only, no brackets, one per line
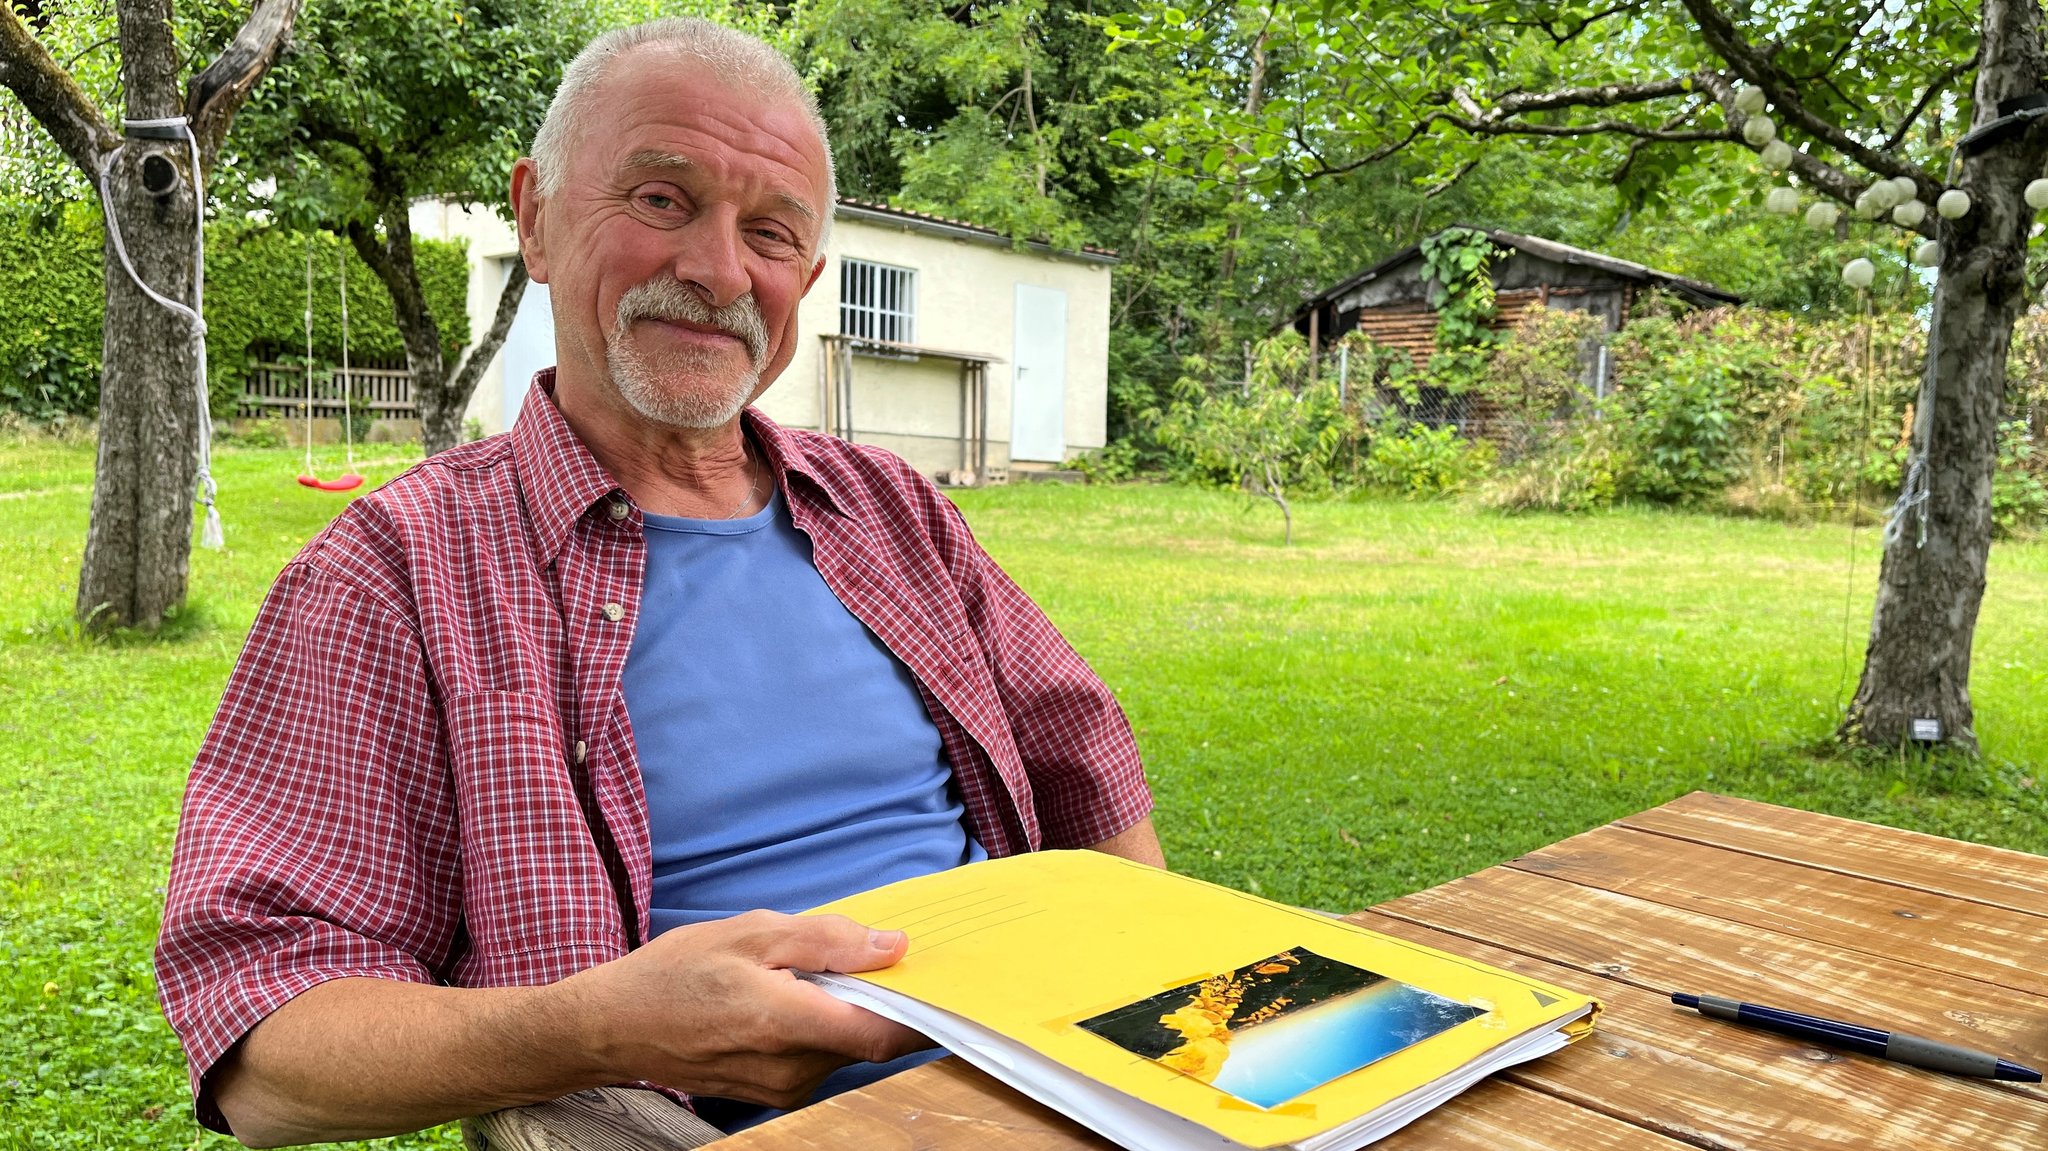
565,910,927,1107
214,913,921,1146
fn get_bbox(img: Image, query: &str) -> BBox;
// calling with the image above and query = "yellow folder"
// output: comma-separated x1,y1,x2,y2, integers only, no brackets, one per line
805,851,1600,1150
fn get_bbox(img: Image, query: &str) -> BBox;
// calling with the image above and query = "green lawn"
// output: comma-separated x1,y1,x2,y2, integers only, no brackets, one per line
4,436,2045,1148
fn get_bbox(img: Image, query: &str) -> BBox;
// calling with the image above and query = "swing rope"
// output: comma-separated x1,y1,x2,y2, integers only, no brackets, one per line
303,239,316,477
339,249,355,472
94,116,222,549
297,237,364,492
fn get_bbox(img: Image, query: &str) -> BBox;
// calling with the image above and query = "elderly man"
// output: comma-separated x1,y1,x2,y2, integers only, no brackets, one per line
156,17,1160,1148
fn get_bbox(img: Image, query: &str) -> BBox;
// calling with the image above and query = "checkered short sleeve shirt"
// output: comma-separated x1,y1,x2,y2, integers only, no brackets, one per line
155,374,1151,1131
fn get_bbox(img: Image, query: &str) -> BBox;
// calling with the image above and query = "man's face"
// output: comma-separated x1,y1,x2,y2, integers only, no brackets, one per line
515,48,830,429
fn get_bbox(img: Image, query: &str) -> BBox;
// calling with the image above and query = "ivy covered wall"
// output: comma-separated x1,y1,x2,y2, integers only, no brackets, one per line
0,205,469,420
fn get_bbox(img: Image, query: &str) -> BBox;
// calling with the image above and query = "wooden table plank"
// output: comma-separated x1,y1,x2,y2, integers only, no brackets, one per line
1349,911,2048,1151
713,1055,1695,1150
1507,823,2048,997
1616,792,2048,918
1373,865,2048,1066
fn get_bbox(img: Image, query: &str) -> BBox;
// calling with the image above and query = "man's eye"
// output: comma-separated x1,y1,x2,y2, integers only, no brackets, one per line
643,194,679,210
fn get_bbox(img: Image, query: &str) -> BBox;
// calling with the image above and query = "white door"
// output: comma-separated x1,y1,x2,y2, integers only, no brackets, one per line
499,275,553,430
1011,283,1067,462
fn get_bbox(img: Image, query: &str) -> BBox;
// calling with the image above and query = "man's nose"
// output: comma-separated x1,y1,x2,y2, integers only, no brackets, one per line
670,207,750,309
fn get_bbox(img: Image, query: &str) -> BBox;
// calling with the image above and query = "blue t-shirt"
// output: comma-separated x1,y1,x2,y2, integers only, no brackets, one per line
621,491,983,1130
622,491,987,935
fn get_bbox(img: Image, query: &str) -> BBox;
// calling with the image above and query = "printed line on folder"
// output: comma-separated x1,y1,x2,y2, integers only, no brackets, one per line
887,893,1016,934
913,907,1048,954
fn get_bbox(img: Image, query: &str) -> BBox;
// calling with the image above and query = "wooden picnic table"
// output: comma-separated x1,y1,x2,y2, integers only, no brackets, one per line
718,791,2048,1150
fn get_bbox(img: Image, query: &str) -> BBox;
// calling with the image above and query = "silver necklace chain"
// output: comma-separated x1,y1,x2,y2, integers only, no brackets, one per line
724,442,763,519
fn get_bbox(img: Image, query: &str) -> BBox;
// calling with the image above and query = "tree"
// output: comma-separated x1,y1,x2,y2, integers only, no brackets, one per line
1,0,300,631
1107,0,2043,753
219,0,580,454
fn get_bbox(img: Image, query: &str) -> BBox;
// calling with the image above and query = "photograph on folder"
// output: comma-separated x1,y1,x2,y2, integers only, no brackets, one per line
1079,947,1486,1108
803,852,1601,1151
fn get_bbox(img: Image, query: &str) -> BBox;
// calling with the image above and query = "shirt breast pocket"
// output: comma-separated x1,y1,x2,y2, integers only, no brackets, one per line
444,691,626,971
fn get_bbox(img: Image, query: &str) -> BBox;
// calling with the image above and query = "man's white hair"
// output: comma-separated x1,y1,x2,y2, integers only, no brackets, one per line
531,18,836,242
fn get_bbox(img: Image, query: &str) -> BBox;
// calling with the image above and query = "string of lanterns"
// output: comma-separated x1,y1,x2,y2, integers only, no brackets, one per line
1740,84,1985,285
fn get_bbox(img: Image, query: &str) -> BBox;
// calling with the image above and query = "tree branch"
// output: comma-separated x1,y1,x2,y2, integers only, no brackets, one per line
1885,51,1978,151
447,256,530,400
1679,0,1935,186
0,6,115,176
186,0,304,164
1484,74,1700,117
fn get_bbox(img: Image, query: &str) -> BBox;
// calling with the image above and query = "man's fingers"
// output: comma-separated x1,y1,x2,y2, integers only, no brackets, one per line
740,912,910,974
781,985,932,1064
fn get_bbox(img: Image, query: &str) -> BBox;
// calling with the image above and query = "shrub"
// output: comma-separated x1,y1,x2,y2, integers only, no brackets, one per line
1993,420,2048,538
1363,422,1495,496
1484,416,1630,513
217,419,289,449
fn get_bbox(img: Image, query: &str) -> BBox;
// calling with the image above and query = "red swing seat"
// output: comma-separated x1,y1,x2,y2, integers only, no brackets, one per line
297,473,364,492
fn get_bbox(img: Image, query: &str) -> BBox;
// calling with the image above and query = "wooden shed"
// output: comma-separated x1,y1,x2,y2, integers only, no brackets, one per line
1288,227,1740,368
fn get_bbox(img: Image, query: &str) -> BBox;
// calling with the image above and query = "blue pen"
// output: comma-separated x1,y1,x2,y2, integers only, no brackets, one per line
1672,993,2042,1083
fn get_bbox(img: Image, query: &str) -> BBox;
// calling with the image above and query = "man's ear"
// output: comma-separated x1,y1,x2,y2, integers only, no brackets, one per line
803,255,826,295
510,157,549,284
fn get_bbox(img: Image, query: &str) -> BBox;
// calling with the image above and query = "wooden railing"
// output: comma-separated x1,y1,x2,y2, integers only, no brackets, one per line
241,361,416,420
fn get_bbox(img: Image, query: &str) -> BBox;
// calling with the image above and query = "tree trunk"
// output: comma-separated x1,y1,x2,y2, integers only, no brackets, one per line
1214,31,1266,295
348,208,456,452
76,0,199,632
1842,0,2048,751
352,205,530,456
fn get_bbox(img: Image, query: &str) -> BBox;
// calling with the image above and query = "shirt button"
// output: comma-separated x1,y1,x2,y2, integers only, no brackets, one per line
607,500,630,521
602,602,625,622
574,740,587,764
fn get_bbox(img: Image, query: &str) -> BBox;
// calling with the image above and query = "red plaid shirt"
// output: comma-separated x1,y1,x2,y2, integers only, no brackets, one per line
156,373,1150,1131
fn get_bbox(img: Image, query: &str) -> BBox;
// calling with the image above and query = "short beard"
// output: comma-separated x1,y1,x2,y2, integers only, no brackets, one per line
606,278,771,429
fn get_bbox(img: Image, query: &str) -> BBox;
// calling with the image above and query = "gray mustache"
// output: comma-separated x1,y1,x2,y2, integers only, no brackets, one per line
616,278,769,367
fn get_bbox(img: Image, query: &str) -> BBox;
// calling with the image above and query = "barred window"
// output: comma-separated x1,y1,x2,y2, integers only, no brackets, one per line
840,259,916,344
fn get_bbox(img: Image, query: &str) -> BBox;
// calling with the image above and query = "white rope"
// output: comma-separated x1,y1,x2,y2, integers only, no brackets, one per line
304,239,316,477
339,248,354,468
94,116,221,549
1881,152,1964,553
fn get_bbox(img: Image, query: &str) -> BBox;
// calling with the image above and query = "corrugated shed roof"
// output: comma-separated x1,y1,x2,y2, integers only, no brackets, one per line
834,198,1119,263
1291,226,1739,325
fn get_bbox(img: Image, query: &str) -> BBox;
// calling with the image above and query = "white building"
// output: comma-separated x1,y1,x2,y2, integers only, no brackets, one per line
409,198,1116,480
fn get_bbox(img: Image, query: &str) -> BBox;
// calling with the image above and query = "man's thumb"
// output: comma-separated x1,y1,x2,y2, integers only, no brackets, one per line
763,914,910,973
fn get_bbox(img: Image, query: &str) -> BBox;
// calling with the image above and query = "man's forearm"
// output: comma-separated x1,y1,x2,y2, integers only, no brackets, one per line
213,976,611,1147
210,912,924,1148
1087,814,1167,869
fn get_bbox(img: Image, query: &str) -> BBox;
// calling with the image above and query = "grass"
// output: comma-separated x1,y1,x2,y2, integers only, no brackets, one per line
4,437,2045,1148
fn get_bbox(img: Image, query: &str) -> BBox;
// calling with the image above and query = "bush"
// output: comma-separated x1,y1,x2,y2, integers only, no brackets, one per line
217,419,290,449
1363,422,1495,496
1153,330,1363,497
1475,305,1606,454
1994,420,2048,537
1484,416,1630,513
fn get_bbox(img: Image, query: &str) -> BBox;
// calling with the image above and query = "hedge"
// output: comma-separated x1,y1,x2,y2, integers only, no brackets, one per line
0,203,470,420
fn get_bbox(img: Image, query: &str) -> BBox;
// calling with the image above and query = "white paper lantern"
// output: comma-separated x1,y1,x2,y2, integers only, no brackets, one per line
1742,116,1778,146
1760,140,1794,170
1764,187,1800,216
1854,187,1883,217
1914,240,1941,266
2027,179,2048,210
1842,258,1876,289
1735,86,1768,115
1892,200,1927,227
1806,202,1841,230
1937,189,1972,218
1888,176,1919,203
